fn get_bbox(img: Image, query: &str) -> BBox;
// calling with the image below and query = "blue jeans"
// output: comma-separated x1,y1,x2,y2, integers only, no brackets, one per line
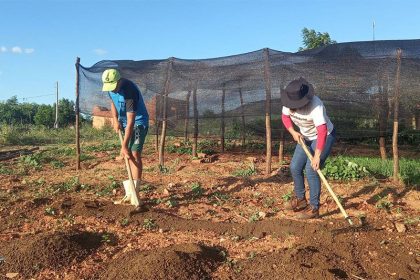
290,129,336,209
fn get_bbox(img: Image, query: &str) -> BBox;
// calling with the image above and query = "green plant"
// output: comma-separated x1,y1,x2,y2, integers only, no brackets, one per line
84,142,119,152
80,153,95,162
248,212,261,222
139,184,154,193
191,182,204,198
120,218,130,227
210,192,230,206
281,191,293,202
20,153,45,170
0,164,13,175
166,198,178,208
404,217,420,225
263,197,276,208
323,156,369,181
150,198,163,205
323,155,419,186
97,177,119,196
52,176,80,193
375,195,393,212
337,195,344,206
45,207,57,216
232,162,257,177
159,164,170,174
51,160,65,169
143,219,157,230
101,233,112,243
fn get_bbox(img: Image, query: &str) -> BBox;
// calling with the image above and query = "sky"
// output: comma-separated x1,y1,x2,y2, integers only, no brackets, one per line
0,0,419,105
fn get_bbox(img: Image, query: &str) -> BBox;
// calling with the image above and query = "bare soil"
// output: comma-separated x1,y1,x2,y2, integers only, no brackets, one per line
0,142,418,279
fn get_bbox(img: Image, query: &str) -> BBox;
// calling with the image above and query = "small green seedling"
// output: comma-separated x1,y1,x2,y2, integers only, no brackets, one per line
143,219,157,230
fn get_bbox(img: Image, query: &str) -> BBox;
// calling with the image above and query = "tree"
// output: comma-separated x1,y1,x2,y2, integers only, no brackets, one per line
56,98,75,127
34,105,54,127
299,28,337,51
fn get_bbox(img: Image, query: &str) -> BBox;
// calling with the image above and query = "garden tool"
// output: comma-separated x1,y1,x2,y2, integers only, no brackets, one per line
113,179,141,205
298,137,354,225
116,130,141,208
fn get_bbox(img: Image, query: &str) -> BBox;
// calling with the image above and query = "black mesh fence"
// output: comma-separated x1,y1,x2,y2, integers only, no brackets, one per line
78,39,420,142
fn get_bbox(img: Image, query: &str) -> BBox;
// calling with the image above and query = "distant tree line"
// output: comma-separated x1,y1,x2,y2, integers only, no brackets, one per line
0,96,76,127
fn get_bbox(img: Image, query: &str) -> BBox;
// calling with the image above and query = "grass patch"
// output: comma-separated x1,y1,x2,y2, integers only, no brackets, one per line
0,124,115,146
232,162,257,177
323,155,419,186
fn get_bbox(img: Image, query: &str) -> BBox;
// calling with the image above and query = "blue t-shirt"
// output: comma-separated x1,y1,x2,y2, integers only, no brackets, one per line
108,78,149,128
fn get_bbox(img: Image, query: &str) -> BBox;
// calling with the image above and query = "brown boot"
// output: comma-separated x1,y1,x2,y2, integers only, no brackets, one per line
284,197,308,211
296,206,320,219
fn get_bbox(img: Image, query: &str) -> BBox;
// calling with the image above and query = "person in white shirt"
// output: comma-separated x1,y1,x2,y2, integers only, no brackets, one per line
281,77,336,219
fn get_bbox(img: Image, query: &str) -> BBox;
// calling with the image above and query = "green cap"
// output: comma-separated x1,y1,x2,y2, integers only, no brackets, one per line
102,69,121,91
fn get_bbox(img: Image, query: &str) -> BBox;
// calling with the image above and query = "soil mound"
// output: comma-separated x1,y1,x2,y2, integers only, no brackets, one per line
231,245,364,280
223,229,419,280
0,231,102,277
102,243,224,280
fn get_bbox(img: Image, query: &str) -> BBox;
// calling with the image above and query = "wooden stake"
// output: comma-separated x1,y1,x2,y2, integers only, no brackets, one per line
184,90,191,143
158,59,173,167
155,95,159,153
392,49,402,183
192,83,198,157
263,49,272,175
239,88,246,147
378,77,388,160
221,86,226,153
279,130,285,164
75,57,81,170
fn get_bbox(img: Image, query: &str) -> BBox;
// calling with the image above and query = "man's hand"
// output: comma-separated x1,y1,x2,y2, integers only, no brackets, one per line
113,121,122,133
291,131,303,143
120,146,132,159
311,154,321,171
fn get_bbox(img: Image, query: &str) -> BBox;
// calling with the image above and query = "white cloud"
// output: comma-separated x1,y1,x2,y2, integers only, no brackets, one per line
93,48,108,55
11,46,23,53
0,46,6,53
24,48,35,54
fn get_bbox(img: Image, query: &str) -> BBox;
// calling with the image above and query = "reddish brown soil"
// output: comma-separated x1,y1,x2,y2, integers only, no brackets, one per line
0,231,103,277
102,243,224,280
0,142,418,279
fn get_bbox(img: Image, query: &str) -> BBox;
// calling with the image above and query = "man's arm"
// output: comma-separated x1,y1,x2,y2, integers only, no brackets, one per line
120,112,135,159
110,101,121,133
282,113,302,142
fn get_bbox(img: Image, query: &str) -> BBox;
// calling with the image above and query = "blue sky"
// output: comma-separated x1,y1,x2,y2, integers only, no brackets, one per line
0,0,419,104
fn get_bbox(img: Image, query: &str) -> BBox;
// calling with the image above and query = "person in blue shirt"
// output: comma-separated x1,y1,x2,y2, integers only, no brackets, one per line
102,69,149,204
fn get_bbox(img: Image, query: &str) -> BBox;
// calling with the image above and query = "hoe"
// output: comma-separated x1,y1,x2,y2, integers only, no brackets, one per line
298,138,354,225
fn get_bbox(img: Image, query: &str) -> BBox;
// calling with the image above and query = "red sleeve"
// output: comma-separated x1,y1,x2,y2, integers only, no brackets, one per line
282,114,292,130
316,124,328,150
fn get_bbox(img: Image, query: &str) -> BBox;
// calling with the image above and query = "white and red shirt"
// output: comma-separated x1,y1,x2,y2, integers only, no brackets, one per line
282,96,334,141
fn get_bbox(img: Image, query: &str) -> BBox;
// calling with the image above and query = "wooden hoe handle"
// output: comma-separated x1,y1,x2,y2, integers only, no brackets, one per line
298,138,353,226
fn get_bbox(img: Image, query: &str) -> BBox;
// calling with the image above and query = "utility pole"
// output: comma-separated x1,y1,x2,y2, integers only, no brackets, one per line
54,81,59,128
372,20,375,41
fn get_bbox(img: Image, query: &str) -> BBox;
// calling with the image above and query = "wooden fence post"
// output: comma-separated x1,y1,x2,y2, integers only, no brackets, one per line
263,49,272,175
192,83,198,157
75,57,81,170
184,90,191,143
221,85,226,153
239,88,246,147
279,130,285,164
158,59,173,167
392,49,402,183
378,75,388,160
